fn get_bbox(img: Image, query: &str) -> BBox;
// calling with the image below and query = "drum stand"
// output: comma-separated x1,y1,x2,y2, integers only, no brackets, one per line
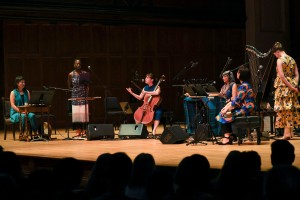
186,96,218,145
186,95,207,146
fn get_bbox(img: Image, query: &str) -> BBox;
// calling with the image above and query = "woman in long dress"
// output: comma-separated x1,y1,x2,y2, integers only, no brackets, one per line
68,59,89,137
272,42,300,140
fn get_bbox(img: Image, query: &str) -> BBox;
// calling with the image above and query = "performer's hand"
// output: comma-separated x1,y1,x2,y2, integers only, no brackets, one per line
221,109,227,115
293,87,299,93
126,87,133,94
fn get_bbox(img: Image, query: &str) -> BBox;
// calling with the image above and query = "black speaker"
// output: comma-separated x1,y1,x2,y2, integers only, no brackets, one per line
87,124,115,140
160,126,189,144
119,124,149,139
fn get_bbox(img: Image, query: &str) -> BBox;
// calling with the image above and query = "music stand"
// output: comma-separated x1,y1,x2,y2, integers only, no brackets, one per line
28,91,44,105
46,87,73,140
192,84,208,96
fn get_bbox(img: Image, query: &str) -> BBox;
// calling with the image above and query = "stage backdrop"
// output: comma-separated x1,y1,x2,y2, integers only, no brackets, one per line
0,0,246,128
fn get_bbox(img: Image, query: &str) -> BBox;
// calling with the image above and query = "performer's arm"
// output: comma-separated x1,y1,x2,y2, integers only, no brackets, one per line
10,91,20,113
295,64,299,88
231,83,238,101
67,73,72,89
126,88,145,100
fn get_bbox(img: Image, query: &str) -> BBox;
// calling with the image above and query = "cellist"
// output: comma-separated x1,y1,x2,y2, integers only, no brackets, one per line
126,73,163,138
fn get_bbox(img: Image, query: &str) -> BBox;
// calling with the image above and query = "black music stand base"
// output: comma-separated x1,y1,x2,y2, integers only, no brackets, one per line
186,140,207,146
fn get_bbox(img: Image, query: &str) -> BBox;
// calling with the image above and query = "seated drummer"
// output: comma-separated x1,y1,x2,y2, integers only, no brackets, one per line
216,66,255,145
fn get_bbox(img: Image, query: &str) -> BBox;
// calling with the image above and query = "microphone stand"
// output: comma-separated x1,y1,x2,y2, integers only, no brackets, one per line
88,68,110,99
48,86,73,140
219,57,232,78
256,70,263,116
172,62,197,82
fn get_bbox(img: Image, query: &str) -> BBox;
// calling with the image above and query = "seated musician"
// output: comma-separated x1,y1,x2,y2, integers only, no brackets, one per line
219,70,238,103
216,66,255,145
10,76,38,139
126,73,163,138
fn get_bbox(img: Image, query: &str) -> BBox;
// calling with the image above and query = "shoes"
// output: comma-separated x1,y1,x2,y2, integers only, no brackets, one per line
19,135,29,142
81,130,87,137
230,134,237,142
274,136,291,140
217,137,233,145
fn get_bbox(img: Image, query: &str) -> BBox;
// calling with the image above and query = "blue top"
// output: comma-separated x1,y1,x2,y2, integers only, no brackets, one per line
144,85,156,92
10,89,29,121
143,84,162,121
225,82,235,100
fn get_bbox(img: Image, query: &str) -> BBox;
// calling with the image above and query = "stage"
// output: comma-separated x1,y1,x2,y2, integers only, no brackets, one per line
1,126,300,173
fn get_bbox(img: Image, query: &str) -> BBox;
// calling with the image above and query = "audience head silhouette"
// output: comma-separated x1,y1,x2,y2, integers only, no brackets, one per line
271,140,295,166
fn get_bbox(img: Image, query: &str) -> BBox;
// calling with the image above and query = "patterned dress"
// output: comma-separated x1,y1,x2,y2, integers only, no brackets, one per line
70,70,89,123
274,55,300,128
216,82,255,124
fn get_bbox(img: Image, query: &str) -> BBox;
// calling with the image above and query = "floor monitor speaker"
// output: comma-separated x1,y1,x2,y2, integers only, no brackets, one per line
160,126,189,144
87,124,115,140
119,124,148,139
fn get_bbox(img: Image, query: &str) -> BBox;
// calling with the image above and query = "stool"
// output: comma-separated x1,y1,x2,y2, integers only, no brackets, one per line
232,116,262,145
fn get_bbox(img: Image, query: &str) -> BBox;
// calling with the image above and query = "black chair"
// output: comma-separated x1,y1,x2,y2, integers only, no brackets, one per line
231,115,262,145
104,97,126,130
2,97,17,140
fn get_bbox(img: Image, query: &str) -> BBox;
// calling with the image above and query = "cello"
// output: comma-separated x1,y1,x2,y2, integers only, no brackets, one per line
134,75,165,125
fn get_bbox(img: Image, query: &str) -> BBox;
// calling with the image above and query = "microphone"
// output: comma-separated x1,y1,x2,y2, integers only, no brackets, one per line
190,61,198,69
134,79,145,82
209,81,216,86
228,57,232,65
43,85,49,90
257,65,263,73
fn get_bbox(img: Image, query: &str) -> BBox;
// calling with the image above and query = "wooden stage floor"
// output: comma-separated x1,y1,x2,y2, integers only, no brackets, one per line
1,126,300,171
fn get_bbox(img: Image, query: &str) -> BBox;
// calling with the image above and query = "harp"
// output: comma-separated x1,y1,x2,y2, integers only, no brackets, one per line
245,45,276,110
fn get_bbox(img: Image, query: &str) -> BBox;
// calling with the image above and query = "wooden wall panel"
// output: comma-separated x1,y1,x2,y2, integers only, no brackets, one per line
4,24,22,54
5,58,23,95
92,25,108,54
109,56,126,87
78,25,92,54
22,24,39,54
23,58,42,87
3,20,245,127
57,24,78,56
108,26,125,55
124,26,140,55
141,27,156,55
168,28,184,55
39,25,57,56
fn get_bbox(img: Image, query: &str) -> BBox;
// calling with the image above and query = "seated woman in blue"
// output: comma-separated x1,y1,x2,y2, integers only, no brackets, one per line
216,66,255,144
10,76,37,139
126,73,163,138
219,70,238,103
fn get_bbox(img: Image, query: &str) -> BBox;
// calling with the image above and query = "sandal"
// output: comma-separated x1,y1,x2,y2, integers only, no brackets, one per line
217,136,233,145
